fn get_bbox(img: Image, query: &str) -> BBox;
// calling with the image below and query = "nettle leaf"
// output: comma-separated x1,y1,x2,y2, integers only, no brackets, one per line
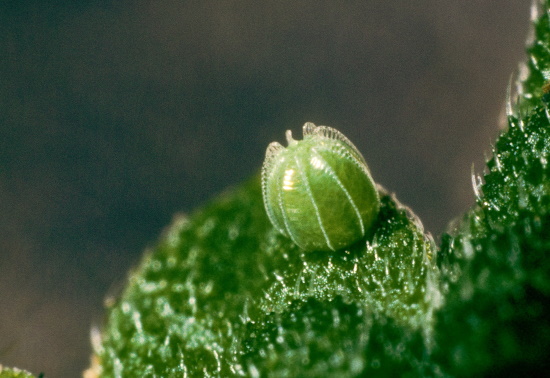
434,1,550,375
94,1,550,376
95,177,440,376
435,107,550,375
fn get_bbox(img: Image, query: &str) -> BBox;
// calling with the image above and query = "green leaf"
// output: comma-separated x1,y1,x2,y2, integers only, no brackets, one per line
434,1,550,374
435,108,550,375
95,1,550,376
96,177,439,376
518,1,550,112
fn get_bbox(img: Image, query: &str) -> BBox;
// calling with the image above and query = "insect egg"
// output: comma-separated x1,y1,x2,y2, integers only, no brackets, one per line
261,122,380,252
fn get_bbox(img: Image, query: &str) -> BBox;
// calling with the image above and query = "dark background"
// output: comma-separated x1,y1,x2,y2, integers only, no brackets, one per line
0,0,529,376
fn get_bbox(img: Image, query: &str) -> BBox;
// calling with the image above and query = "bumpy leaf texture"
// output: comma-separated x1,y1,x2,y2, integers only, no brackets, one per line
94,1,550,376
435,0,550,375
95,180,440,376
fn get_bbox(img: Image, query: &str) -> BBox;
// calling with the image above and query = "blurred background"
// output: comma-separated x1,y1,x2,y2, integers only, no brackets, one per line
0,0,530,376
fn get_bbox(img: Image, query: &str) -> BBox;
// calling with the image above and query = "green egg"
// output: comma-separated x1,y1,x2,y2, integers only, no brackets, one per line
261,122,380,252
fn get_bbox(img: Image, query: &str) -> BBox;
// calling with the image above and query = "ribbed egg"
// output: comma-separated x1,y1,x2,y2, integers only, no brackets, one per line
261,122,380,252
